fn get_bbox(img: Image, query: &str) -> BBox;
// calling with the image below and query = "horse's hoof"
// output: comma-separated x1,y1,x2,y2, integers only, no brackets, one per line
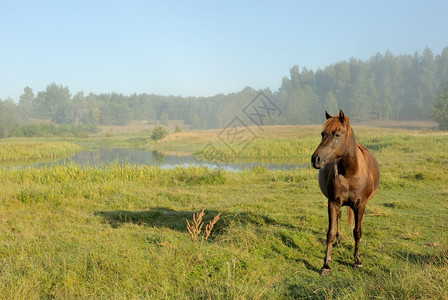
353,263,363,270
319,268,331,276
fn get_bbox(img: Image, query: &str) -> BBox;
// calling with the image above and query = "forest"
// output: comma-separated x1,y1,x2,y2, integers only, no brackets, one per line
1,46,447,137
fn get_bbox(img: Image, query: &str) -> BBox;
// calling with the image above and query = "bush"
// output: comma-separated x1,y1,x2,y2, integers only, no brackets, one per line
9,122,98,137
151,125,168,140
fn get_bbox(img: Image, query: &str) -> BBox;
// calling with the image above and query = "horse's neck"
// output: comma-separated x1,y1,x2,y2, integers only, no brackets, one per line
339,128,359,176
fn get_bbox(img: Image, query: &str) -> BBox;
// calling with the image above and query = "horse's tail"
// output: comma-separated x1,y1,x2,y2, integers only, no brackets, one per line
347,207,355,229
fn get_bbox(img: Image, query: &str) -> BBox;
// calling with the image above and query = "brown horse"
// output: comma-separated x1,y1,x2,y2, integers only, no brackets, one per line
311,110,379,275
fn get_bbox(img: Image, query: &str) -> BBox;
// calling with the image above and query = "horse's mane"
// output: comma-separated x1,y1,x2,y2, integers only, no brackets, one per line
323,115,373,156
357,143,368,153
323,114,351,134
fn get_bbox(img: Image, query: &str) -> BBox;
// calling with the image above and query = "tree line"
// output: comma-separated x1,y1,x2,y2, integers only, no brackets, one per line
1,47,447,136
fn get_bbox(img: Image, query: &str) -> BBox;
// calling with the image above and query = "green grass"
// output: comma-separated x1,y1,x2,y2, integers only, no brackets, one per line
195,136,320,164
0,127,447,299
0,140,81,164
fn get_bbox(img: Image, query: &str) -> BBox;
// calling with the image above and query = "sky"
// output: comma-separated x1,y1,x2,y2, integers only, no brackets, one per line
1,0,448,101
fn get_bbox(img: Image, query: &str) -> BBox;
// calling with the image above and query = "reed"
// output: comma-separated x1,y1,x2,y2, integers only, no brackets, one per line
186,208,221,243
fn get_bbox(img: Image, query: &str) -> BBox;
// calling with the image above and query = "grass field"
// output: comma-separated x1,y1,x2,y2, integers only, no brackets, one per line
0,140,81,165
0,125,447,299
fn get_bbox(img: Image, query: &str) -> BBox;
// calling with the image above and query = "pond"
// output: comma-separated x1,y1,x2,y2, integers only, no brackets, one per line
39,148,305,172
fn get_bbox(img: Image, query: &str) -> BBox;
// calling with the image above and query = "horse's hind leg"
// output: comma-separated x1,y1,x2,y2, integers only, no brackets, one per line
320,200,339,276
353,203,366,269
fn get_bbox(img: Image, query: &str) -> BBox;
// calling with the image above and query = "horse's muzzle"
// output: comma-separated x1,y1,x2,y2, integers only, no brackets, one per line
311,153,322,169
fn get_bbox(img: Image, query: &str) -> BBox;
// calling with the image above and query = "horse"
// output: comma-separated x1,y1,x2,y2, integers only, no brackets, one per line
311,110,379,276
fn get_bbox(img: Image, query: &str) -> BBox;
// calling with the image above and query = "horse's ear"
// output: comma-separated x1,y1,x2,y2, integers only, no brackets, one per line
338,109,345,123
325,111,331,120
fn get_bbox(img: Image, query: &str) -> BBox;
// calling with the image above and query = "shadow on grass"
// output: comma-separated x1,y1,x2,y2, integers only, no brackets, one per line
95,207,298,233
95,207,325,272
397,248,448,266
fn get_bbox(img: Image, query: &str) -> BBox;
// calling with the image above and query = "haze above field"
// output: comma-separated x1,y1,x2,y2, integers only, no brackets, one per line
1,0,448,100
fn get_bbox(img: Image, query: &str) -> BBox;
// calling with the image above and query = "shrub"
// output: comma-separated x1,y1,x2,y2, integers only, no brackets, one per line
151,125,168,140
431,83,448,130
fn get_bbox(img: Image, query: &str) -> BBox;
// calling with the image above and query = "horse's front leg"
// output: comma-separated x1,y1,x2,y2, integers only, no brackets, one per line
336,209,342,244
333,174,348,245
353,203,366,269
320,200,339,276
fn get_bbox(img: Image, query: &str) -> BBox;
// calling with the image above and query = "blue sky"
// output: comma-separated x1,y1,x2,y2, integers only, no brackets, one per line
1,0,447,101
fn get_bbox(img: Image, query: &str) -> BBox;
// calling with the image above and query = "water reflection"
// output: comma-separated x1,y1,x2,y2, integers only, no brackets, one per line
44,148,304,171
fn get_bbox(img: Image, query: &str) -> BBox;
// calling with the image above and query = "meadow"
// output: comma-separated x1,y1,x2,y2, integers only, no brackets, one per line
0,125,447,299
0,140,81,165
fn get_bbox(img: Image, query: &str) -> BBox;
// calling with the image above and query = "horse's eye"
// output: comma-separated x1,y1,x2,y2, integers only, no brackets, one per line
335,132,341,138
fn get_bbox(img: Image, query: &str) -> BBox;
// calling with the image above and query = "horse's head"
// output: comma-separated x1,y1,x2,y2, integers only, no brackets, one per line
311,110,352,169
